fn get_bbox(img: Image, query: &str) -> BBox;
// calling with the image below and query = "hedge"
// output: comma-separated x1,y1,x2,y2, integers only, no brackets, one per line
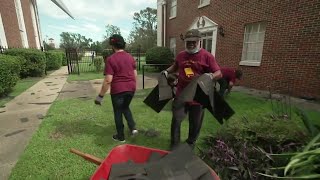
145,46,174,65
45,51,62,70
4,48,46,77
0,55,21,96
49,50,67,66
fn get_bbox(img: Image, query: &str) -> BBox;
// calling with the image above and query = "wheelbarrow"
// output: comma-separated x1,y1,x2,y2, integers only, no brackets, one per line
70,144,220,180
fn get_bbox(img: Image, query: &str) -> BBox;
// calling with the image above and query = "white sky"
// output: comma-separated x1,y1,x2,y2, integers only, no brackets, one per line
38,0,157,47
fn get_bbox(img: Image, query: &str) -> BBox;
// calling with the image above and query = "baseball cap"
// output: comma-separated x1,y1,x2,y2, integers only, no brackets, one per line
184,29,202,41
109,34,126,46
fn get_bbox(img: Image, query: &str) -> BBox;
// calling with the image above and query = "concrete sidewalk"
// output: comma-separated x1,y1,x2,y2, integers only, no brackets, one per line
0,66,68,180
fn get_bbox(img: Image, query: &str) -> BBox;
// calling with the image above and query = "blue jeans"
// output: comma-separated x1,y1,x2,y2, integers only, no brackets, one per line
111,91,135,138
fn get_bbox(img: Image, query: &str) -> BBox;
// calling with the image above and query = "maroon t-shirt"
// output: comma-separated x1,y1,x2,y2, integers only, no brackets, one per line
105,51,136,94
175,49,220,97
220,67,236,83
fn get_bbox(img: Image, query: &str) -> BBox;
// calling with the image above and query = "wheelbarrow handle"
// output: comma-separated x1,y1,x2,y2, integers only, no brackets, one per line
70,148,103,165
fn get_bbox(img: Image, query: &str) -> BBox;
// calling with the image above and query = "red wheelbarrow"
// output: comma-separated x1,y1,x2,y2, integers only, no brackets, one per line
70,144,220,180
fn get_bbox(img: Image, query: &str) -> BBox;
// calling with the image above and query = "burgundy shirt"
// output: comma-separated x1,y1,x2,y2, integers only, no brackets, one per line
175,49,220,97
221,67,236,83
105,51,136,94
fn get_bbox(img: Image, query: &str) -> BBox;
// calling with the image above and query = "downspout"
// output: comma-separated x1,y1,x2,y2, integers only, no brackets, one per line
163,0,166,47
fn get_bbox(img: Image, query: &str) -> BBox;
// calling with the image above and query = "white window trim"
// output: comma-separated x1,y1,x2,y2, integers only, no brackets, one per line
239,61,261,66
240,22,266,67
0,13,8,47
198,0,210,8
169,0,177,19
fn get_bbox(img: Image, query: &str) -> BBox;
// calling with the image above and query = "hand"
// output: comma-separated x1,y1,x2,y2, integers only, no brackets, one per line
161,70,168,78
94,95,104,105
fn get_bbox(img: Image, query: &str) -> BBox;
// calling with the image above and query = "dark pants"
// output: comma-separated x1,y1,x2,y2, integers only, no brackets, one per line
111,91,136,138
218,78,228,97
171,102,204,148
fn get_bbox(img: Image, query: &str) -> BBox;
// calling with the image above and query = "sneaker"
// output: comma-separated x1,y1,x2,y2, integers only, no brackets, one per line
131,129,138,136
112,134,125,142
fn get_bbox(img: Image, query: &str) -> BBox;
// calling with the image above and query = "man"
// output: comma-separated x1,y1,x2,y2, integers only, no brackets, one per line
218,67,243,97
94,34,138,142
162,29,222,149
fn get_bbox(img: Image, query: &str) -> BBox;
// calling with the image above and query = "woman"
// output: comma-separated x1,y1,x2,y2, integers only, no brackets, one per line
95,34,138,142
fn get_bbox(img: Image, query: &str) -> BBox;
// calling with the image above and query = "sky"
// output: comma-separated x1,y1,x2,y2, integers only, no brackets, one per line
38,0,157,47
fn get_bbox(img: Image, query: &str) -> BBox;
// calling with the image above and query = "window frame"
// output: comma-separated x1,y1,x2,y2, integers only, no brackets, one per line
169,0,177,19
198,0,210,9
240,22,266,66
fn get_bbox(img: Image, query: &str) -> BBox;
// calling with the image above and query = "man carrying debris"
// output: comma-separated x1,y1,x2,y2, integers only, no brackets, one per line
162,29,222,149
218,67,243,97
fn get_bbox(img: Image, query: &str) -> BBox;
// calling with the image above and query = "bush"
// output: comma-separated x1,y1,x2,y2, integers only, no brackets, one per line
4,48,46,77
101,49,113,59
49,50,67,66
0,55,21,96
145,46,174,65
93,57,103,72
200,114,310,180
45,51,62,70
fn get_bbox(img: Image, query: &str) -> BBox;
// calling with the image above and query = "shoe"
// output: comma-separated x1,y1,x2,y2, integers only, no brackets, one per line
131,129,138,136
112,134,125,142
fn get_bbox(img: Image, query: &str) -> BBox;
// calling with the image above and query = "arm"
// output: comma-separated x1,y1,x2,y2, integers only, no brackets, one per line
99,75,113,96
166,63,178,73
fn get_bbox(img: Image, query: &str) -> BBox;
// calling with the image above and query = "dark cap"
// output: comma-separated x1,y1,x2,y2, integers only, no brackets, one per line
184,29,201,41
109,34,125,46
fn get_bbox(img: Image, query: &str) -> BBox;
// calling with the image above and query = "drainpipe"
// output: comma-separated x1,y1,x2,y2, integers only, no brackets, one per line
163,0,166,46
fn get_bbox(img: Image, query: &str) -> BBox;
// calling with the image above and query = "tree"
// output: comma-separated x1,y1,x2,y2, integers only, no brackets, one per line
102,24,122,49
90,41,103,54
59,32,92,49
128,7,157,51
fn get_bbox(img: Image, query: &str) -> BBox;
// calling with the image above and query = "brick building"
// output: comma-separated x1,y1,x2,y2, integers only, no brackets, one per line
157,0,320,99
0,0,42,49
0,0,73,49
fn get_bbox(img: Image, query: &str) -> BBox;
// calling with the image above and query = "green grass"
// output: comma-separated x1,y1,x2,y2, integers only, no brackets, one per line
68,72,105,81
0,77,43,107
9,90,320,179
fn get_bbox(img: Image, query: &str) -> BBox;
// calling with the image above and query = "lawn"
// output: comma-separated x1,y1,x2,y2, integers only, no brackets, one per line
9,90,320,179
0,77,45,107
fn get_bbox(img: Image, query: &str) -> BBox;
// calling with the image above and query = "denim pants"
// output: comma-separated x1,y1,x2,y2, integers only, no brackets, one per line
171,102,204,148
111,91,135,138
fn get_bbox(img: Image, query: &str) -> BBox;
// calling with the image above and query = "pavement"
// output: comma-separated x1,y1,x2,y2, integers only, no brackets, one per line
0,67,319,179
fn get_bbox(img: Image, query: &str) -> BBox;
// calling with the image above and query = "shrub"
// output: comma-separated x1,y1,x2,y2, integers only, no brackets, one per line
45,51,62,70
4,48,46,77
200,114,310,180
93,57,103,72
0,55,21,96
145,46,174,65
101,49,113,59
49,50,67,66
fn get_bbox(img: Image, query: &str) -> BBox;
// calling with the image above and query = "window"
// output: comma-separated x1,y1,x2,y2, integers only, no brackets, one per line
200,32,213,53
14,0,28,48
169,37,176,57
198,0,210,8
240,22,266,66
169,0,177,18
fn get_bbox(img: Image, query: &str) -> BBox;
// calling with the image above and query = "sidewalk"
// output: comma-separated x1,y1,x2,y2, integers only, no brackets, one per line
0,66,68,180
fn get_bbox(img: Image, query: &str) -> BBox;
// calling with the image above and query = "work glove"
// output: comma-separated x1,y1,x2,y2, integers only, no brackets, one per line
94,95,104,105
161,70,168,78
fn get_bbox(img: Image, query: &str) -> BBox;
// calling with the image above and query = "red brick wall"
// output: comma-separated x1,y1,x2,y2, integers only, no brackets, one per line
21,0,36,48
165,0,320,99
0,0,22,47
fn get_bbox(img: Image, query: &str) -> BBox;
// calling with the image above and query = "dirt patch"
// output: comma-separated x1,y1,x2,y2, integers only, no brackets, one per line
49,131,64,140
57,81,97,100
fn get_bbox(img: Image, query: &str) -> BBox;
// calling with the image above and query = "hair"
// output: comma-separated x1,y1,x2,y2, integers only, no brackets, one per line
109,34,126,49
235,69,243,79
